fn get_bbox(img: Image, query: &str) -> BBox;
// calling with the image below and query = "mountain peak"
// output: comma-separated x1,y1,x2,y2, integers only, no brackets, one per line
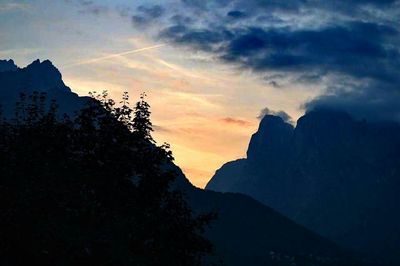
247,114,294,160
21,59,66,90
294,109,356,149
259,114,288,126
208,107,400,261
29,59,41,65
0,59,85,117
0,59,18,72
26,59,60,74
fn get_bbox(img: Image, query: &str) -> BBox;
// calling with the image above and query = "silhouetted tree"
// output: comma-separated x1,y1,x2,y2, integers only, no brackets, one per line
133,92,154,143
0,91,215,266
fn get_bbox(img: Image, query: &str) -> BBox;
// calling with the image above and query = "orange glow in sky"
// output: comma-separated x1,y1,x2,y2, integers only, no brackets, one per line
0,1,321,187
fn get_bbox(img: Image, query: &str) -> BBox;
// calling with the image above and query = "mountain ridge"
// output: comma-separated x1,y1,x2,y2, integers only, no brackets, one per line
0,59,18,72
207,108,400,262
0,59,87,117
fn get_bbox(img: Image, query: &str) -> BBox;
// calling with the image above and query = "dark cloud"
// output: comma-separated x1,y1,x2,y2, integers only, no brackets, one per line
180,0,399,16
224,23,396,74
132,5,165,26
160,25,233,51
75,0,400,122
227,10,246,19
170,14,194,25
131,15,148,25
181,0,304,14
137,5,164,18
181,0,233,11
258,108,293,124
161,21,399,82
304,81,400,122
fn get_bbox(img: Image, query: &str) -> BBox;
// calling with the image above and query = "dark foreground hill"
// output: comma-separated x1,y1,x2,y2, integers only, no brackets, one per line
207,111,400,263
0,59,384,265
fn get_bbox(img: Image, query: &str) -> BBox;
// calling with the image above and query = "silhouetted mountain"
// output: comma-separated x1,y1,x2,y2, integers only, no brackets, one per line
0,59,17,72
207,109,400,263
0,59,88,117
0,59,381,265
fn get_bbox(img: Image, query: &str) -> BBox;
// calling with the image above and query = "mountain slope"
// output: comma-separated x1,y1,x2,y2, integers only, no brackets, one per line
207,110,400,262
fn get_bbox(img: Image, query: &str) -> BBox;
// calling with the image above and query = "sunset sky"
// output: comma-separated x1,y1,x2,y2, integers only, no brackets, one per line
1,0,399,187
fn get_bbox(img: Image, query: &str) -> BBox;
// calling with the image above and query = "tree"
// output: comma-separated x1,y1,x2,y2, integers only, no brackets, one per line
133,92,154,143
0,91,215,266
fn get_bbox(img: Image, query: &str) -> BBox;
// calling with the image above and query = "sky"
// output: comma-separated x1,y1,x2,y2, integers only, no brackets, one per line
1,0,399,187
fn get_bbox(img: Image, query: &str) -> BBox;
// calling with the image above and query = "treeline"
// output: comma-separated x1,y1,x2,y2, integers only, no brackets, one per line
0,91,215,266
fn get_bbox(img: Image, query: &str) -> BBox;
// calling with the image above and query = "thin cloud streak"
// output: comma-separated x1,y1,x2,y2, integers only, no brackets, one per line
63,44,166,68
220,117,252,127
152,57,215,82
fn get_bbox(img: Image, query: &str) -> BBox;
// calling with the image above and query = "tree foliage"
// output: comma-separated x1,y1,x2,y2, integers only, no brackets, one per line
0,91,215,266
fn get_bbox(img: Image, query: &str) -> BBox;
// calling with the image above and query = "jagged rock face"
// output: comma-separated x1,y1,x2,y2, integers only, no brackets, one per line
0,59,87,117
20,59,66,90
0,59,18,72
0,59,66,91
206,110,400,262
247,115,294,162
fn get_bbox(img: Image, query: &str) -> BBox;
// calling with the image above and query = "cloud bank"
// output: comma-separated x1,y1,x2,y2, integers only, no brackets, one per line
77,0,400,122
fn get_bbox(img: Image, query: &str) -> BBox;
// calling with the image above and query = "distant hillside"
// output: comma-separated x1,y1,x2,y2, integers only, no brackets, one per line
0,59,381,265
207,110,400,263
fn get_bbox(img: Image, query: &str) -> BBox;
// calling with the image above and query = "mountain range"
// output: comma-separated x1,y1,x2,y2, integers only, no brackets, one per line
207,109,400,263
0,59,390,265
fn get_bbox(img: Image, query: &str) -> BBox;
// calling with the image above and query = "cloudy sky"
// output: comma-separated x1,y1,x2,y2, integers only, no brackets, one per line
1,0,399,187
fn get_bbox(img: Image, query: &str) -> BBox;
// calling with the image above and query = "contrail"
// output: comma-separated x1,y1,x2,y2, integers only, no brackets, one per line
63,44,166,68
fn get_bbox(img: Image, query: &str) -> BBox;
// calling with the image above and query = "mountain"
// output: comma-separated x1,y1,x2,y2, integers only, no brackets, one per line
0,59,18,72
0,59,382,265
207,110,400,262
0,59,88,117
